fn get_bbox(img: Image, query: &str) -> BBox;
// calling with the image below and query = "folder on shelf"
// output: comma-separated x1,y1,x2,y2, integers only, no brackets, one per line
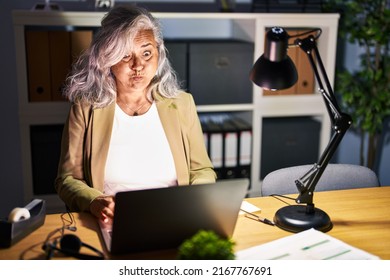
296,31,316,94
25,30,51,102
201,118,224,178
220,117,239,179
71,30,93,62
49,31,71,101
229,116,252,179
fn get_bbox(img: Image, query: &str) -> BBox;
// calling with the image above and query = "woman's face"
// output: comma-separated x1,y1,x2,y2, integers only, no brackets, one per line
111,30,159,94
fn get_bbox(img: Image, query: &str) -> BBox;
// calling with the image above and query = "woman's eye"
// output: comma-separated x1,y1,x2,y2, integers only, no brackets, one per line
122,54,132,61
143,51,152,58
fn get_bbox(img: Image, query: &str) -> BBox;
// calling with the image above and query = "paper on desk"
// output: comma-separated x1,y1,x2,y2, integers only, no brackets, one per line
236,228,380,260
239,201,261,215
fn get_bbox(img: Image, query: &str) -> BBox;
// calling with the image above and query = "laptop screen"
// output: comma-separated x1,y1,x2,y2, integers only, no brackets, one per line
101,178,249,255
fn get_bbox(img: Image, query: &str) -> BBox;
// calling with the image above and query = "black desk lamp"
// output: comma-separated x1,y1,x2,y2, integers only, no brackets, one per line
250,27,352,233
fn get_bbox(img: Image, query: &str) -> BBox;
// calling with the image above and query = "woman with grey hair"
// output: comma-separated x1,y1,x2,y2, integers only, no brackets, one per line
55,5,216,222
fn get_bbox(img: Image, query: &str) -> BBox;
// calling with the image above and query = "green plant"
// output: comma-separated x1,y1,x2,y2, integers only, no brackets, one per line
177,230,235,260
326,0,390,168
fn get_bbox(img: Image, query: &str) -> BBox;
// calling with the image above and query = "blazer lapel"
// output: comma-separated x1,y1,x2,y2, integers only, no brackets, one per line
156,98,189,185
90,102,115,191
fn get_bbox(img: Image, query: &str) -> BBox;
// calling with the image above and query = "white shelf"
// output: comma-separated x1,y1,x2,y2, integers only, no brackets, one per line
13,10,339,209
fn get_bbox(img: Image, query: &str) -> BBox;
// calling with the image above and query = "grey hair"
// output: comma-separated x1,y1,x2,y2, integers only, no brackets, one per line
63,5,182,107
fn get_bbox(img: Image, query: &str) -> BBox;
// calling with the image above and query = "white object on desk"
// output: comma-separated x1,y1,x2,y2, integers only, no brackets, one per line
236,228,380,260
239,201,261,215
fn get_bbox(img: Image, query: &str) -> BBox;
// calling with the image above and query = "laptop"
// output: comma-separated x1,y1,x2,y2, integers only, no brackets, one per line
99,178,249,255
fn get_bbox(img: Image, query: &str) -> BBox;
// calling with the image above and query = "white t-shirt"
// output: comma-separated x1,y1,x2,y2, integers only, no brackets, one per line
104,102,178,195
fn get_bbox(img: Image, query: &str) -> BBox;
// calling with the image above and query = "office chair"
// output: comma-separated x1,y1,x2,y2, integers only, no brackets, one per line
261,163,380,196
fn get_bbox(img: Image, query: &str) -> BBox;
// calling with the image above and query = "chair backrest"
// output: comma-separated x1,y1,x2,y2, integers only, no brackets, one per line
261,163,380,196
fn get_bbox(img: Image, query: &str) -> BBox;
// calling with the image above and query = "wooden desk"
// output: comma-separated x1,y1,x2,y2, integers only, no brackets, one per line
233,186,390,259
1,186,389,260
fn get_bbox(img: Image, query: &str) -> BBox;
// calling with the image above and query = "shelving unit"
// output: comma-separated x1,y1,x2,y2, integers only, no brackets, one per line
13,10,339,212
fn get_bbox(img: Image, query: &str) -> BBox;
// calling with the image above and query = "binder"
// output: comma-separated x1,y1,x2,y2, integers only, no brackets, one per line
202,118,224,179
296,30,316,94
229,116,252,179
71,30,93,62
220,117,239,179
49,31,71,101
25,30,51,102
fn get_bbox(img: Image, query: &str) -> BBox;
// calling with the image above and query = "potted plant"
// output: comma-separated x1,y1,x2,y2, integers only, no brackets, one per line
177,230,235,260
326,0,390,169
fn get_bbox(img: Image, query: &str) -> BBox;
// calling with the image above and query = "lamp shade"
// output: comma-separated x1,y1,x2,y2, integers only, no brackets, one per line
250,55,298,90
250,27,298,90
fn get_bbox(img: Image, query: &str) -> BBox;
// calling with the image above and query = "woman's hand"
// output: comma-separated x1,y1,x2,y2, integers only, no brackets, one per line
89,195,115,223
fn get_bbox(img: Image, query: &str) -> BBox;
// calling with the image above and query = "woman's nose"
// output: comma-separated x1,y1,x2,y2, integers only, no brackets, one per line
131,56,143,70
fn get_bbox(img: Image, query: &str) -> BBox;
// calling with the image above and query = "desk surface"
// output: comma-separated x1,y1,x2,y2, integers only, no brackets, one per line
1,186,389,260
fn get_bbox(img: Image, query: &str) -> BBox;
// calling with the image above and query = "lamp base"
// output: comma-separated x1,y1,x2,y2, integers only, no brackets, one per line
274,205,332,233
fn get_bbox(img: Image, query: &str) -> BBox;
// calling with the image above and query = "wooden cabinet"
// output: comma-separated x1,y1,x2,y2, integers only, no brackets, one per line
13,10,339,211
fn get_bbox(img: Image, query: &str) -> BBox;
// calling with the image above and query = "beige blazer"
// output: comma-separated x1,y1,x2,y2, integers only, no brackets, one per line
55,92,216,211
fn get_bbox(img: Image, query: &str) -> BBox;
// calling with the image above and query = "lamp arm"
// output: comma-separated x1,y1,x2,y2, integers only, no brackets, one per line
293,36,352,205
